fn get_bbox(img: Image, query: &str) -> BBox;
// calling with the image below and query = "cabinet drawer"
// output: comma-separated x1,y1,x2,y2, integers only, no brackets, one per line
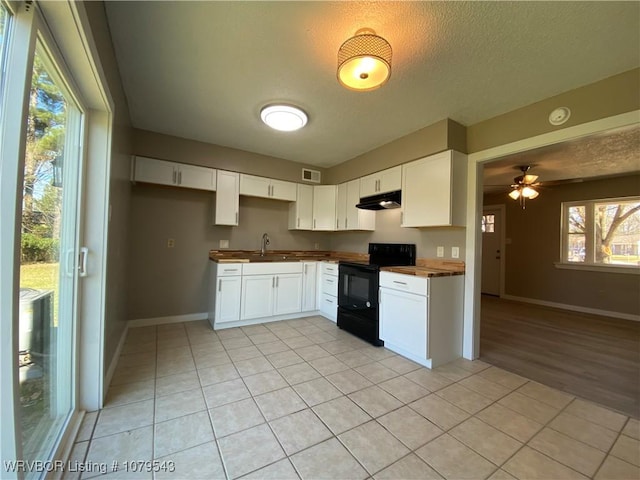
215,263,243,276
321,275,338,296
321,262,338,276
242,262,303,276
319,293,337,315
380,272,428,295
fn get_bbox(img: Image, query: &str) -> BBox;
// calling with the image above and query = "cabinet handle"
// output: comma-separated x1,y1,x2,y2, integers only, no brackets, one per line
336,218,339,229
314,219,316,229
173,170,177,184
345,218,347,229
304,264,308,274
393,280,408,285
297,218,300,228
223,268,238,272
178,170,182,185
272,277,275,288
276,276,279,287
325,299,332,303
400,212,403,224
326,279,334,283
236,212,238,224
218,279,221,292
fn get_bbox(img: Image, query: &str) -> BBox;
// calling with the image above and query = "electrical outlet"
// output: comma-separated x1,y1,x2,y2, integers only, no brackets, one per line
219,239,229,249
452,246,460,258
314,243,320,250
436,246,444,258
167,238,175,248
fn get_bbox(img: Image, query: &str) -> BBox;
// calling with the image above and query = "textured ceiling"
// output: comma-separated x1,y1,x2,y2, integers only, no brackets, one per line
104,1,639,167
483,124,640,192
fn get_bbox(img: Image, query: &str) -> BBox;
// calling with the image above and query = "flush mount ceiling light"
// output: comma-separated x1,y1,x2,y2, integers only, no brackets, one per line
337,28,392,91
509,166,540,209
260,104,308,132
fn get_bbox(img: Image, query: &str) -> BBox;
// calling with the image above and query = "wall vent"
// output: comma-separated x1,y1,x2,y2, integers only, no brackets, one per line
302,168,321,183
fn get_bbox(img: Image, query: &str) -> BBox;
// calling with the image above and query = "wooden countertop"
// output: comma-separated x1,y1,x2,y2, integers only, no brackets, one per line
380,266,464,277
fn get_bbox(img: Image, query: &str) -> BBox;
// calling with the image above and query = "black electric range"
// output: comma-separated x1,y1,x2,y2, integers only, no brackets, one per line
337,243,416,346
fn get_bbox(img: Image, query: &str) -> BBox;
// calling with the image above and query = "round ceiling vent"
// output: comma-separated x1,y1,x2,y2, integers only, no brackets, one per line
549,107,571,126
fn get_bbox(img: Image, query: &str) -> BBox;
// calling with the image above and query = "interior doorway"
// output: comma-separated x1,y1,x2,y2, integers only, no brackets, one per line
481,205,504,296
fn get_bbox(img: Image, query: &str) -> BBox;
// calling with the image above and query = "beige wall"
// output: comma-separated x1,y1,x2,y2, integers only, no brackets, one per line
483,175,640,316
128,184,330,319
133,128,327,184
328,209,466,260
83,2,133,375
468,68,640,153
326,119,451,184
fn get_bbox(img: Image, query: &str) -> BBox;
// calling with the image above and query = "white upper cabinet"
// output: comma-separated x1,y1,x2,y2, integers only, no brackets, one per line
288,184,314,230
133,156,216,191
240,174,297,201
401,150,467,228
214,170,239,226
312,185,337,231
359,165,402,197
337,179,375,231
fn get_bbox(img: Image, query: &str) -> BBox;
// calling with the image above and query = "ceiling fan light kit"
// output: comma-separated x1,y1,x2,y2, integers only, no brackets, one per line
510,165,540,209
337,28,392,91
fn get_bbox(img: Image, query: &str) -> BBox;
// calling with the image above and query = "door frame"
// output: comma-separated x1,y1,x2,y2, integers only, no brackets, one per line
463,110,640,360
481,204,506,297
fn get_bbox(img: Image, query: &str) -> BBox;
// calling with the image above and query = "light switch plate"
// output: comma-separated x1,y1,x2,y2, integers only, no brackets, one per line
436,246,444,258
452,246,460,258
219,239,229,249
167,238,175,248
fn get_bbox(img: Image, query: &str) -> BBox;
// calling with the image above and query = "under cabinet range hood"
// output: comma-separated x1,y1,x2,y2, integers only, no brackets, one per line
356,190,401,210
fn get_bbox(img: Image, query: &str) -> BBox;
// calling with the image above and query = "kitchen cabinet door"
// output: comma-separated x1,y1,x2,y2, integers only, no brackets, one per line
240,275,274,320
336,182,348,231
178,163,217,191
379,287,428,359
270,179,297,201
401,150,467,227
215,276,242,324
133,156,176,187
214,170,240,226
346,179,374,230
273,273,303,315
240,174,270,198
359,166,402,197
301,262,317,312
312,185,337,231
288,184,313,230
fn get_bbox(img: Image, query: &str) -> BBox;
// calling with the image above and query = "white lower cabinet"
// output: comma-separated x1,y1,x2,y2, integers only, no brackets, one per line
301,262,317,311
239,262,304,322
208,263,243,328
379,271,464,368
318,262,338,322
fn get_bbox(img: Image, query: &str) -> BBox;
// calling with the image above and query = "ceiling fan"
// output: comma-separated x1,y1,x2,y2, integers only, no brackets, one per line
508,165,540,209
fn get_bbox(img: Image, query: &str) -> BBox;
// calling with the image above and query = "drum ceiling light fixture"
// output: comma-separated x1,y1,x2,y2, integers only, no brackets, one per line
337,28,392,91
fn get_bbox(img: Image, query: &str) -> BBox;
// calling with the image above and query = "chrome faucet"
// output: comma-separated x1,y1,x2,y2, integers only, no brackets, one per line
260,233,270,256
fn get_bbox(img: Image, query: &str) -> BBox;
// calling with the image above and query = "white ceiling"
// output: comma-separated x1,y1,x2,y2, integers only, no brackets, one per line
104,1,639,168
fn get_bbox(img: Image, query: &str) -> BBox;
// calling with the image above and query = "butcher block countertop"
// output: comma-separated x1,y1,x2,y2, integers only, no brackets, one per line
381,259,465,277
209,250,465,276
209,250,369,264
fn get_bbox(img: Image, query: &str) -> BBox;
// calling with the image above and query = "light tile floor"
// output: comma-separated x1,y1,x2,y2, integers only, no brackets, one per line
68,317,640,480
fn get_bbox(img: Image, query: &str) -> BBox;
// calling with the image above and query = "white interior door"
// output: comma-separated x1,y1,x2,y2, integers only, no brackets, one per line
481,206,503,296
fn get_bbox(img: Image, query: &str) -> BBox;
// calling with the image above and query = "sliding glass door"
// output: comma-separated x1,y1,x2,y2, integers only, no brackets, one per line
18,39,84,471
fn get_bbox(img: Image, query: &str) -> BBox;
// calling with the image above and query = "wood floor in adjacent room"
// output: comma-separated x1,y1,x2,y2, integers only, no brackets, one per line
480,295,640,418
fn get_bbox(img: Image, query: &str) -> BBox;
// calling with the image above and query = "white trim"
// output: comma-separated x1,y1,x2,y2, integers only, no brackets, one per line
213,311,321,330
464,110,640,361
129,312,209,328
383,342,433,369
103,325,128,392
51,409,84,471
554,262,640,274
501,294,640,322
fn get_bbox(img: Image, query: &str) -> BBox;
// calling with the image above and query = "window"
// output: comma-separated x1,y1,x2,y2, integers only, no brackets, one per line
561,197,640,267
0,2,11,114
482,214,495,233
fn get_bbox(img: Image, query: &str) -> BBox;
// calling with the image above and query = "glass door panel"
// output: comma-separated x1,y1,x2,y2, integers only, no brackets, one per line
18,39,82,470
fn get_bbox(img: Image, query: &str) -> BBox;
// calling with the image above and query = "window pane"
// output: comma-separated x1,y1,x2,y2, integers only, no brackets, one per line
567,206,586,262
19,41,81,472
595,200,640,265
482,214,495,233
0,3,10,114
568,206,585,233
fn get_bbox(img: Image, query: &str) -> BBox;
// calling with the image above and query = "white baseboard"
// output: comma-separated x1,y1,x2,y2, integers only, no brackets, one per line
104,324,129,395
128,312,208,328
213,311,320,330
501,295,640,322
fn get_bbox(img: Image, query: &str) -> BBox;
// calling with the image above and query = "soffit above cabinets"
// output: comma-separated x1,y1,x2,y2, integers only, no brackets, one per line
104,1,639,167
